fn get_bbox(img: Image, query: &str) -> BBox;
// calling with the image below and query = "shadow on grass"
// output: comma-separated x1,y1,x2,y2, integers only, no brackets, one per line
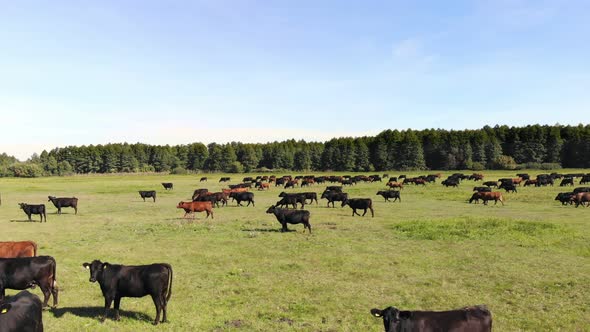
50,306,153,322
241,228,295,233
10,219,41,223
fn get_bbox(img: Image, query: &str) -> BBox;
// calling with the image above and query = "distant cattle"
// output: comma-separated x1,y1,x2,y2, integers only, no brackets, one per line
386,182,404,190
199,177,208,182
161,183,173,190
321,191,348,208
195,192,225,208
192,188,210,201
388,177,398,183
498,182,517,193
0,290,43,332
176,201,213,219
571,192,590,208
370,305,492,332
0,241,37,258
325,186,343,193
138,191,156,202
256,182,270,190
265,206,311,233
469,173,484,181
47,196,78,215
473,186,492,193
82,260,172,325
0,256,58,308
219,177,230,182
483,181,498,188
277,192,306,209
376,190,400,203
579,175,590,185
18,204,46,222
284,180,299,189
469,192,504,205
342,198,374,217
516,173,530,180
524,179,537,187
441,179,459,188
230,192,255,207
560,178,574,187
574,187,590,194
555,192,575,205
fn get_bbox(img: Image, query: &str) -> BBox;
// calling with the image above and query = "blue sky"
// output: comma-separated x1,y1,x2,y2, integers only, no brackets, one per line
1,1,589,160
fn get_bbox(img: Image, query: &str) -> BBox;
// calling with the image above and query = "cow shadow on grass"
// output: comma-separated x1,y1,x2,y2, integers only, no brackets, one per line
10,219,41,223
241,228,295,233
50,306,152,322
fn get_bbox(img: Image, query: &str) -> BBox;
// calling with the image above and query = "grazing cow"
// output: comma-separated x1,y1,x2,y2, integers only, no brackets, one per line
341,180,354,186
555,192,575,205
342,198,374,217
219,177,230,182
229,192,255,207
376,190,401,202
0,256,58,308
325,186,343,193
0,241,37,258
176,201,213,219
473,187,491,193
0,290,43,332
370,175,382,182
138,191,156,202
265,206,311,233
47,196,78,215
82,260,172,325
560,178,574,187
580,175,590,185
300,192,318,205
524,179,537,187
277,192,306,209
441,179,459,188
483,181,498,188
571,192,590,208
511,178,524,186
574,187,590,194
414,178,427,186
18,204,46,222
191,189,210,201
257,182,270,190
370,305,492,332
199,177,207,182
321,191,348,208
516,173,530,180
498,182,518,193
536,178,554,187
242,177,253,183
469,173,484,181
388,177,398,183
161,183,173,190
284,180,299,189
469,192,504,205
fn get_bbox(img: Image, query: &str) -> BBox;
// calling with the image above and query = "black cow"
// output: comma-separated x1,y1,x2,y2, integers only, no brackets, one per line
473,187,492,192
574,187,590,194
0,290,43,332
499,182,518,193
321,192,348,208
516,173,530,180
555,192,575,205
229,192,255,207
161,183,173,190
191,188,209,201
82,260,172,325
18,204,46,222
199,177,208,182
483,181,498,188
441,179,459,188
560,178,574,187
265,206,311,233
138,191,156,202
0,256,58,308
580,175,590,185
196,193,221,208
342,198,374,217
277,193,306,209
300,192,318,205
388,177,398,183
47,196,78,215
219,177,230,182
376,191,401,202
325,186,343,193
370,305,492,332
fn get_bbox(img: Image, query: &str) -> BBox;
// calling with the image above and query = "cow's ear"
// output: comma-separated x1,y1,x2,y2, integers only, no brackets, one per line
370,309,383,317
102,263,109,270
82,263,90,269
399,311,412,320
0,304,11,314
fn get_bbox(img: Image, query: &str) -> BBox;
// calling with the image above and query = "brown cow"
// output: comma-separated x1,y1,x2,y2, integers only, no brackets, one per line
176,201,214,219
0,241,38,258
524,179,537,187
386,182,404,190
257,183,270,190
571,192,590,207
512,178,523,186
469,192,504,206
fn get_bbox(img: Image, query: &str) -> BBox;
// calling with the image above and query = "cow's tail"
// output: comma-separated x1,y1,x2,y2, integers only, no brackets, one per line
164,264,173,302
51,256,58,289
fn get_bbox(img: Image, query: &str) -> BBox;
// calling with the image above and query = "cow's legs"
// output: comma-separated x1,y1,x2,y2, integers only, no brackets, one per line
161,293,168,322
151,294,162,325
362,209,368,216
114,296,121,321
102,297,113,322
40,284,51,307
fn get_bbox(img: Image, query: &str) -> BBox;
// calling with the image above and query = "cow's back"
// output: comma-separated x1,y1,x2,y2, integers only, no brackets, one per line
0,290,43,332
0,241,37,258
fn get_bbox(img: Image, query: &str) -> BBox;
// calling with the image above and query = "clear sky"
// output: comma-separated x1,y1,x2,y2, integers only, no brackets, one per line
1,1,589,160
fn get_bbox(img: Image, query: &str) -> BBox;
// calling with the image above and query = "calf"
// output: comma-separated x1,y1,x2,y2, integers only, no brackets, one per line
342,198,374,217
161,183,173,190
376,190,400,203
265,206,311,233
0,241,37,258
230,192,255,207
176,201,214,219
18,204,46,222
0,256,58,308
555,192,575,205
370,305,492,332
138,191,156,202
47,196,78,214
0,290,43,332
321,191,348,208
82,260,172,325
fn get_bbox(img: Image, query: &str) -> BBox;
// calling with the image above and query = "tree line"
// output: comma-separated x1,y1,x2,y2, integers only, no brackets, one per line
1,124,589,177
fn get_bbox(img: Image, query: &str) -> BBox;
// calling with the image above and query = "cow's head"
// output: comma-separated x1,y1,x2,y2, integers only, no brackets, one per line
82,260,109,283
341,199,349,207
176,202,186,208
265,205,276,214
48,196,56,202
278,192,287,197
371,307,411,332
18,203,27,210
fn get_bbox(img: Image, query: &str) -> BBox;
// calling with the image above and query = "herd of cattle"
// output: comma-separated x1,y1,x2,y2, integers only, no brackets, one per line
3,171,590,331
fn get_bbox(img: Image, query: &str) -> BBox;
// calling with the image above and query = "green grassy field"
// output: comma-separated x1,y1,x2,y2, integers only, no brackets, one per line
1,170,589,331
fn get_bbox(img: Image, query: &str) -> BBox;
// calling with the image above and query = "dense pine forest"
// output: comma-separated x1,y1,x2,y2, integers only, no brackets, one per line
1,124,589,177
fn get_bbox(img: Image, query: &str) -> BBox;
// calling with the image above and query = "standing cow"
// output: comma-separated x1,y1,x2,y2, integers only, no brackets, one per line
0,256,59,308
0,290,43,332
18,204,46,222
82,260,172,325
47,196,78,215
0,241,38,258
266,206,311,233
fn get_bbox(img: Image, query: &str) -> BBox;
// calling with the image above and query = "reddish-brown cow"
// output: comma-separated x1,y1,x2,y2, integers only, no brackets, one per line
176,201,214,219
0,241,38,258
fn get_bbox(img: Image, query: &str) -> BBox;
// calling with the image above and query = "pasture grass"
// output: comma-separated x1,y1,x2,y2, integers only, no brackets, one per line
0,170,589,331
